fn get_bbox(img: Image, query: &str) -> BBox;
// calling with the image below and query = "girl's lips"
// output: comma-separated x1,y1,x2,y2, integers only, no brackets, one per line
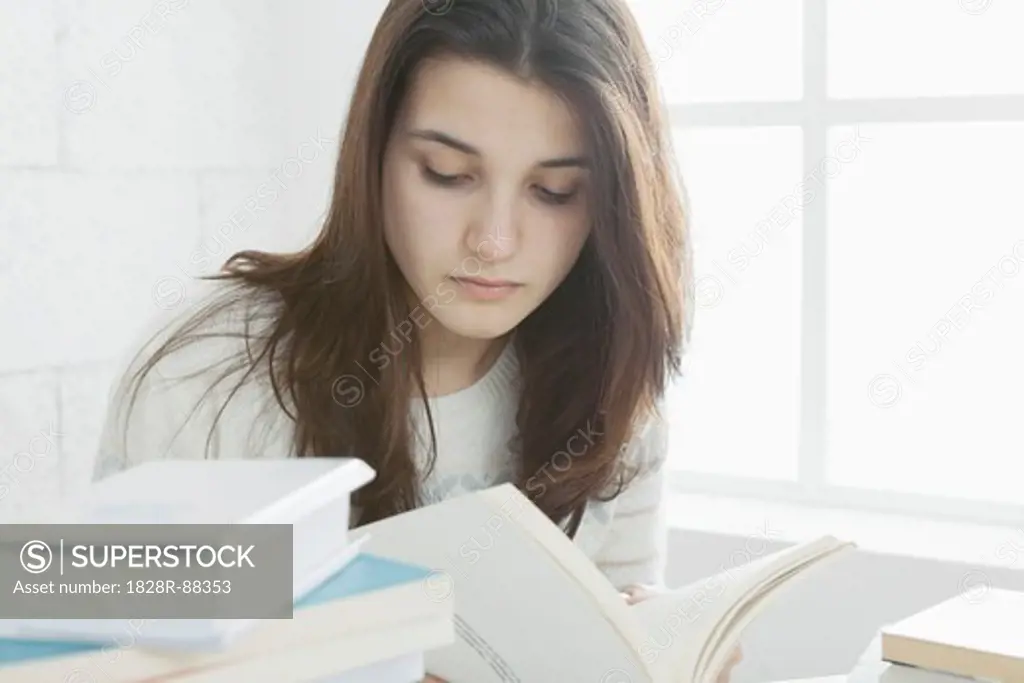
454,276,522,288
450,276,523,300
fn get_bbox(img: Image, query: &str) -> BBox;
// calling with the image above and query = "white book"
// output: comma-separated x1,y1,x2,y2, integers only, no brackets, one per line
0,552,453,682
151,615,448,683
358,483,857,683
0,608,448,683
877,663,979,683
880,589,1024,683
4,458,375,649
48,458,375,526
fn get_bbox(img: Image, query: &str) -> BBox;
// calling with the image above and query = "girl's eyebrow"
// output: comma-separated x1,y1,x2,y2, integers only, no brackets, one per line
408,129,479,155
407,128,591,169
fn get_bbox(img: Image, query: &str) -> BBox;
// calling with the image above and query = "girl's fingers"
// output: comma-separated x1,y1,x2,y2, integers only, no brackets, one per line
620,583,659,605
716,645,744,683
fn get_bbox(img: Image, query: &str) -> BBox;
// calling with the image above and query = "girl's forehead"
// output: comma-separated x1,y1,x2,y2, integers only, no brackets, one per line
398,56,588,159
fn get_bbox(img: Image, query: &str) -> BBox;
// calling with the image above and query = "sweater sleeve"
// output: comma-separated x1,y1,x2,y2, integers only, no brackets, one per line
92,285,295,482
591,409,670,591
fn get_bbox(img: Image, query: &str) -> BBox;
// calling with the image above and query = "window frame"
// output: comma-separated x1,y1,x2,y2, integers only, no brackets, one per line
661,0,1024,528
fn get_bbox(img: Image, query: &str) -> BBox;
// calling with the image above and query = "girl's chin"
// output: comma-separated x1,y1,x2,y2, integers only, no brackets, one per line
428,307,524,342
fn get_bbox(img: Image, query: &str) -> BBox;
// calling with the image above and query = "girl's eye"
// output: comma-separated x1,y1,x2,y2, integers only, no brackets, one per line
421,164,577,205
535,185,578,206
422,165,467,186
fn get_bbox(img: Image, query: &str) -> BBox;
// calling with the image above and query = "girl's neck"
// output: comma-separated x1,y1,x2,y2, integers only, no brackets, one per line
419,325,512,399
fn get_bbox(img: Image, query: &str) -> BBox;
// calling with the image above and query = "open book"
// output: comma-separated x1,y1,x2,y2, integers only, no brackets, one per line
359,482,855,683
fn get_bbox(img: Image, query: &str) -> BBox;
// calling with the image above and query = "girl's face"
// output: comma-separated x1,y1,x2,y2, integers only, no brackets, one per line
382,55,592,342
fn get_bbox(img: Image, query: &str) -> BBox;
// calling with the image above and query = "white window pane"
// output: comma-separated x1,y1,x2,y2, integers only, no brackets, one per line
827,123,1024,503
628,0,802,104
828,0,1024,98
666,127,802,480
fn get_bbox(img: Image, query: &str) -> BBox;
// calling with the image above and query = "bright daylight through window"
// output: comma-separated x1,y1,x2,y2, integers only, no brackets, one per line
626,0,1024,525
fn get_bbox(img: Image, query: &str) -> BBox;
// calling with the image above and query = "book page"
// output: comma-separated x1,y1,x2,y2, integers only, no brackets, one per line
629,536,855,683
358,484,654,683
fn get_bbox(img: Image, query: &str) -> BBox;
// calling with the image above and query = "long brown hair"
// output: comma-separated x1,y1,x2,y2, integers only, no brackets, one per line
123,0,691,534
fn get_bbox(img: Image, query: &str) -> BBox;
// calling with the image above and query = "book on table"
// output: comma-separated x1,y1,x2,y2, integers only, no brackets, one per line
0,552,453,682
0,464,856,682
869,662,978,683
880,587,1024,682
0,458,374,649
356,482,857,683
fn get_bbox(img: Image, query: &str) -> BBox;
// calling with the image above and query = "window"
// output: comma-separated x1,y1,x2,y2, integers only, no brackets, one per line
629,0,1024,525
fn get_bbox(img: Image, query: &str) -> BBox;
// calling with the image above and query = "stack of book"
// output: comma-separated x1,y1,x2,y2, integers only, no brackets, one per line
2,467,860,681
870,588,1024,682
0,459,454,682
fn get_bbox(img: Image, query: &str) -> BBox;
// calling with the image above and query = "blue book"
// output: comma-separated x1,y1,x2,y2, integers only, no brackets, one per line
0,554,454,682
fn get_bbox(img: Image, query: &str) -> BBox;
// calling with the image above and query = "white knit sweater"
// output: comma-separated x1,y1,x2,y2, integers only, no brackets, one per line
93,282,670,591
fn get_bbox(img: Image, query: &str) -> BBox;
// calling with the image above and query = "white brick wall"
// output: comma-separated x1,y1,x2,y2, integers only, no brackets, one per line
0,372,63,517
0,0,386,513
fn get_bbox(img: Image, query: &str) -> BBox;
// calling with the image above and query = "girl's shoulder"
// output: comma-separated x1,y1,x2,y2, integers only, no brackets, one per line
93,279,291,481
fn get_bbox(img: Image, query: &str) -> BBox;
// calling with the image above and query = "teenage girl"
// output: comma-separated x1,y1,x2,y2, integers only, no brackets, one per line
94,1,741,680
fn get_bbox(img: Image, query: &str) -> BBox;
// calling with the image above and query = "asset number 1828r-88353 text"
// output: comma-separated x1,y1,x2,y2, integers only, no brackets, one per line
127,579,232,594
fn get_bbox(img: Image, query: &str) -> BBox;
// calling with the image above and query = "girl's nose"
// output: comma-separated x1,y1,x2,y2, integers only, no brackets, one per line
466,192,518,263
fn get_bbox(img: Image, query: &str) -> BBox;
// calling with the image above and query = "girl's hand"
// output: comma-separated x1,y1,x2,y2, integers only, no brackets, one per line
715,644,743,683
620,582,657,605
619,584,744,683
